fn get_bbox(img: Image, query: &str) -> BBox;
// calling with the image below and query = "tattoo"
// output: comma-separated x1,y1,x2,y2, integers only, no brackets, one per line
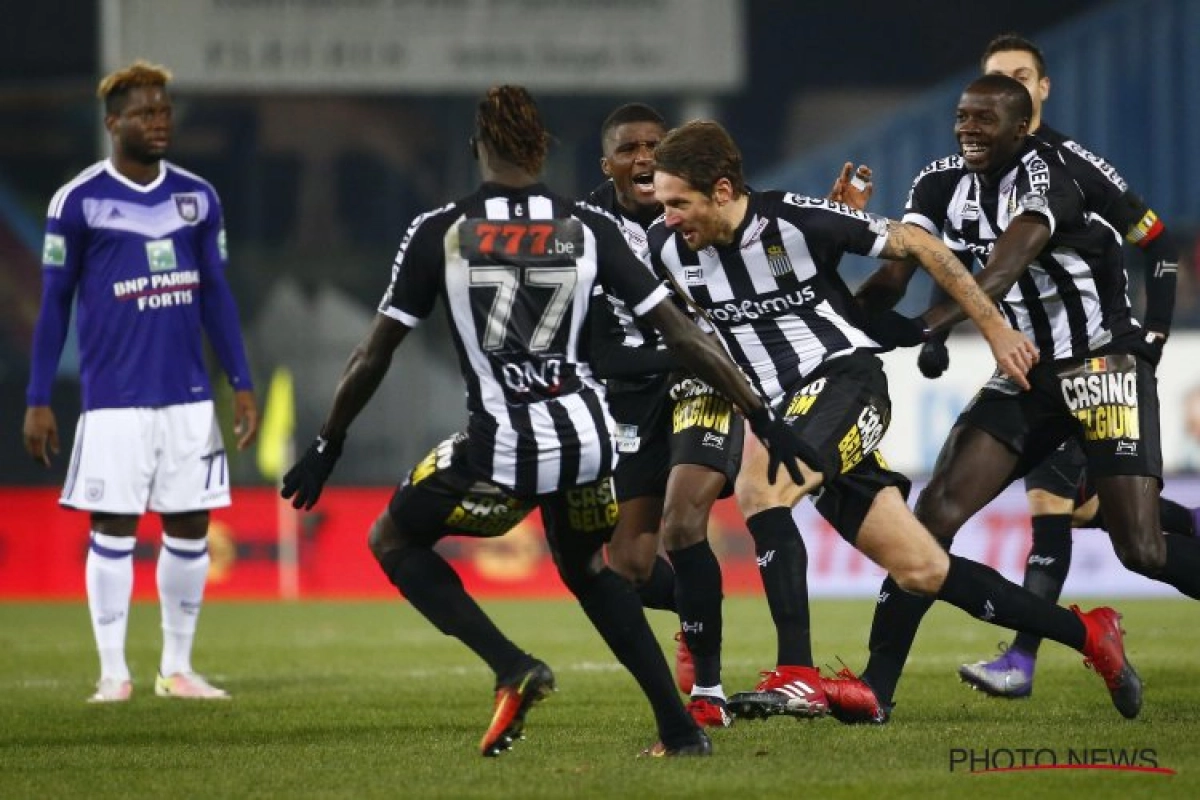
882,220,999,328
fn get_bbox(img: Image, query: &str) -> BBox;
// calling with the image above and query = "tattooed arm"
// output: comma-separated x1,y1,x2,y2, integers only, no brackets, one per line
879,219,1038,386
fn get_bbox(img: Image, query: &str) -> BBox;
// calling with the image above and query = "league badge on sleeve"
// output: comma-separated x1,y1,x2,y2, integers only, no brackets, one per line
42,233,66,267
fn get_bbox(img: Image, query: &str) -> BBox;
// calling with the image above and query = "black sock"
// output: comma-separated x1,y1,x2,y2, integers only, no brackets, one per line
572,567,695,745
862,576,933,707
1012,514,1072,655
1153,534,1200,599
378,546,526,678
637,556,678,612
937,555,1085,651
745,508,813,667
1160,498,1197,537
667,540,723,688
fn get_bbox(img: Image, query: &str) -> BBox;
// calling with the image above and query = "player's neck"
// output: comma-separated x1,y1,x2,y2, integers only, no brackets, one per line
111,155,162,186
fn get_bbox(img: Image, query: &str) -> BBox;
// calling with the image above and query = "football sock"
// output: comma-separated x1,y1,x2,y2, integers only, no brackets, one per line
862,575,933,706
745,507,813,667
936,555,1085,651
667,540,723,688
157,534,210,676
571,567,696,744
1012,514,1072,655
86,532,135,682
636,556,678,612
1153,534,1200,599
377,546,526,677
1159,498,1197,537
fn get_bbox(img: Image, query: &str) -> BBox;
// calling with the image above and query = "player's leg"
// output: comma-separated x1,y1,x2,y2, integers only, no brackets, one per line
1080,354,1200,599
149,402,233,699
845,480,1141,721
959,441,1083,697
541,480,711,756
729,354,882,721
660,389,741,725
606,421,673,612
61,407,155,702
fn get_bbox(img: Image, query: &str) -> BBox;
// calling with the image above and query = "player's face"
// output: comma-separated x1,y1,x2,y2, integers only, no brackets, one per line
955,90,1028,174
983,50,1048,124
109,86,173,164
602,121,666,215
654,171,731,251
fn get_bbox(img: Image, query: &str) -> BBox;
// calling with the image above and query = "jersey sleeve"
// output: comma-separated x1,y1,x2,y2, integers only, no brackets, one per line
589,209,669,317
26,189,86,405
902,159,956,235
1015,151,1083,236
779,194,889,261
196,187,254,392
378,208,448,327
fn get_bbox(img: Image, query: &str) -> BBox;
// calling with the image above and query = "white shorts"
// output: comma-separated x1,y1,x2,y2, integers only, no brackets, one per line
61,401,231,514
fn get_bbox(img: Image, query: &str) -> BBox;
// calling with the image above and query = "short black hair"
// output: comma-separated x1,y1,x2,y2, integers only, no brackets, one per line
600,103,666,149
981,32,1047,78
964,74,1035,123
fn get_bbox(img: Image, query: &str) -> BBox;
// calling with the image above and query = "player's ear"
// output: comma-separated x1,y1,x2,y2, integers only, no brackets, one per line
600,156,611,177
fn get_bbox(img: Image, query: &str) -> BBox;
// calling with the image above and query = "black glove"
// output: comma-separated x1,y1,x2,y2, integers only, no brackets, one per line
746,405,811,486
917,336,950,379
281,435,344,510
1130,330,1166,368
862,310,929,351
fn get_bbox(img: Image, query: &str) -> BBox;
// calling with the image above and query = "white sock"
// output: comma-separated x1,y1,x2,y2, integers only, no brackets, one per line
86,532,135,682
691,684,726,701
157,534,210,676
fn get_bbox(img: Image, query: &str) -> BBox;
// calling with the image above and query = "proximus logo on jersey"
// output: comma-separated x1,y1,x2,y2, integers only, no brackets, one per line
708,285,817,324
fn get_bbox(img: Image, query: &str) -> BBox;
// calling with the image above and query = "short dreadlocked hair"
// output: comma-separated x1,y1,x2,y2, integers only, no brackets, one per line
97,60,172,115
475,85,551,175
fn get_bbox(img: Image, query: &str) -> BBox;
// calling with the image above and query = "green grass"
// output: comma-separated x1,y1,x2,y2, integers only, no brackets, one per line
1,597,1197,799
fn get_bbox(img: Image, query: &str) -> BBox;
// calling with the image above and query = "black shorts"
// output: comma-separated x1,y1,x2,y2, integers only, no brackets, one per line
778,352,910,542
962,351,1162,483
611,377,743,502
387,432,618,549
1023,438,1089,500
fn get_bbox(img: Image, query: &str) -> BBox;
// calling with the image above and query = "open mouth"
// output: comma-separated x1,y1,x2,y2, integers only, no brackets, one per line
960,141,987,162
632,172,655,193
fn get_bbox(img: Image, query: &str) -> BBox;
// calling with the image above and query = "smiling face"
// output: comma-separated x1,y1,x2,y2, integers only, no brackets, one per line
955,86,1030,175
602,120,666,216
653,171,734,251
107,85,173,165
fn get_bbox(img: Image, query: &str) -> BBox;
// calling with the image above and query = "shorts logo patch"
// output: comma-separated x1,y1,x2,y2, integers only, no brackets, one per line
1116,440,1138,456
673,395,731,435
701,432,725,448
85,479,105,502
614,424,641,454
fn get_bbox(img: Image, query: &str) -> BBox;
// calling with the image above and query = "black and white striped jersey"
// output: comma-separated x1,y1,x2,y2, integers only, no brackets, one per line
585,180,672,392
903,137,1135,361
379,181,669,497
647,191,887,405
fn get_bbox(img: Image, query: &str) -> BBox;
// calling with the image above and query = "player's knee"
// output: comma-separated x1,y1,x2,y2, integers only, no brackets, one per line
367,511,408,562
1113,535,1166,575
913,483,966,542
891,558,946,596
607,546,654,586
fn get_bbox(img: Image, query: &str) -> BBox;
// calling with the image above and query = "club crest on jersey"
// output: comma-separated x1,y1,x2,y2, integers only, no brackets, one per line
173,193,201,223
766,244,793,277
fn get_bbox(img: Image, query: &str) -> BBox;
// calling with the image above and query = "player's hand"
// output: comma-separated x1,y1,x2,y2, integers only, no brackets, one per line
281,435,344,510
23,406,59,468
986,327,1038,391
917,337,950,379
745,406,809,486
829,162,873,211
1130,330,1166,369
862,310,928,351
233,389,260,450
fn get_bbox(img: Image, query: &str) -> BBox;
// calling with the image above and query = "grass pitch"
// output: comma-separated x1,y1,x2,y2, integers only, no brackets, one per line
2,597,1197,799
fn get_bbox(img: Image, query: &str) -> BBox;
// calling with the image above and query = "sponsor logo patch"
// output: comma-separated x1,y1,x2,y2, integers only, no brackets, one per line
42,233,67,266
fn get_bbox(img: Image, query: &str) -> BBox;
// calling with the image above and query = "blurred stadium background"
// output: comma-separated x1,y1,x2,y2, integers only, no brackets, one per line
2,0,1198,600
